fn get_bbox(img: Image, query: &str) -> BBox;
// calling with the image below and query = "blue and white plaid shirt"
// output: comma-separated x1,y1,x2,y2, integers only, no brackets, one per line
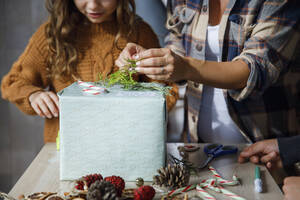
165,0,300,142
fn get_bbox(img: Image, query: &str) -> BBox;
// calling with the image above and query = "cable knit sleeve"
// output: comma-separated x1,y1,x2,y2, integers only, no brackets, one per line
1,23,50,115
136,19,179,111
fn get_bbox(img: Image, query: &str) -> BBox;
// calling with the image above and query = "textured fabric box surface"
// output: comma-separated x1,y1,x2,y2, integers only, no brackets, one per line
58,82,166,181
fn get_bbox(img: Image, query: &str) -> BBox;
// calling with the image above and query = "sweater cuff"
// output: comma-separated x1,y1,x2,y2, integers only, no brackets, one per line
16,86,44,115
278,136,300,174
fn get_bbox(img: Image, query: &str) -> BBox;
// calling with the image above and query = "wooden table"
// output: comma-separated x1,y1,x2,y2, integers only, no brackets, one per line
9,143,283,199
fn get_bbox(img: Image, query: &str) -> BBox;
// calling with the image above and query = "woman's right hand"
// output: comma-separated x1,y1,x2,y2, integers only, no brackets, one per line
116,43,186,82
115,43,146,68
29,91,59,119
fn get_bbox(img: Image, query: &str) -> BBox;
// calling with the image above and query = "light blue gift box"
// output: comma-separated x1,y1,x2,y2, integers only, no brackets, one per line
58,82,166,181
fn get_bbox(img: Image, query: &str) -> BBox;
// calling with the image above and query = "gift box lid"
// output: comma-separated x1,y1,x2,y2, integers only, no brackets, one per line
57,81,166,99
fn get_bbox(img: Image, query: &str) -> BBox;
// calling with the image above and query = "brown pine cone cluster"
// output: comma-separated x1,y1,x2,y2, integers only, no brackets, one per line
153,164,190,189
87,180,119,200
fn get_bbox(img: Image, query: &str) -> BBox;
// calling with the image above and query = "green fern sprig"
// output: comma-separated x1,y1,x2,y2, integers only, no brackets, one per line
97,59,171,95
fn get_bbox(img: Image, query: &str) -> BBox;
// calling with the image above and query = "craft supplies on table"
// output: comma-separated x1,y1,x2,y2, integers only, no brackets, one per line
199,143,238,169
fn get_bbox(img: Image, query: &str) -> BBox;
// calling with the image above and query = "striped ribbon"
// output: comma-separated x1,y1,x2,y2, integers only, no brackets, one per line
78,80,108,95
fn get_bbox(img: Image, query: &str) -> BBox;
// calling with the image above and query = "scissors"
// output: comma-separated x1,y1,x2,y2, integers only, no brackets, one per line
198,143,238,169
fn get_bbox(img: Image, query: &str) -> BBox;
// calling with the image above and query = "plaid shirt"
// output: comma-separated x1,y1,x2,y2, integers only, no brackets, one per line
165,0,300,142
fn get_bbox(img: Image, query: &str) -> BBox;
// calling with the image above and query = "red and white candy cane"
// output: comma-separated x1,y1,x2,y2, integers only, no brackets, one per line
199,179,221,194
166,184,197,197
208,166,239,186
217,186,246,200
158,166,243,200
196,183,216,200
198,179,246,200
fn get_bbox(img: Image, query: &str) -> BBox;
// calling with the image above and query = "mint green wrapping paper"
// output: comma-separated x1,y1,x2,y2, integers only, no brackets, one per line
58,82,166,181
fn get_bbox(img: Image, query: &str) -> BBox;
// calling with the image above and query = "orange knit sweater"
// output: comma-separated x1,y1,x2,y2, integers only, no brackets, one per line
1,18,178,143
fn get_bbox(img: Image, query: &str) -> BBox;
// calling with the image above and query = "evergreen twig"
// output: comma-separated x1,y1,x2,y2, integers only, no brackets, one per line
97,59,172,95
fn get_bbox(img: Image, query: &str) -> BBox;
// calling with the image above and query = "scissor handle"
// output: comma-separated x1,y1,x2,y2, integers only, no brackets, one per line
203,143,223,155
214,145,238,157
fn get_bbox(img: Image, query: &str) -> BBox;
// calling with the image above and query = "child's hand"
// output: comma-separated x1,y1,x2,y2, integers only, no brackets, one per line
115,43,145,68
29,91,59,119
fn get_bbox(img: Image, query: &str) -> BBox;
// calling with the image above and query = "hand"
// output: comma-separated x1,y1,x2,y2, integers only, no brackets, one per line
238,139,283,169
115,43,146,69
116,43,187,82
283,177,300,200
29,91,59,119
134,47,186,82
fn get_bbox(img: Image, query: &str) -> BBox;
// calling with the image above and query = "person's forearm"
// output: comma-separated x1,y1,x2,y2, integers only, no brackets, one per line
182,56,250,89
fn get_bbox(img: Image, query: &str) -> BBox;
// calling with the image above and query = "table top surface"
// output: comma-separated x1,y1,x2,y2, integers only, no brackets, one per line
9,143,283,200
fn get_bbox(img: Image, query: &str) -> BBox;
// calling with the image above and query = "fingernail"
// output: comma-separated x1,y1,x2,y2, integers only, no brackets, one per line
136,61,141,66
54,113,58,117
133,54,139,60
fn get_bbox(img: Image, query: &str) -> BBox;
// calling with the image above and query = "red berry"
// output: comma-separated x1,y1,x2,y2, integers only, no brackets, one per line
134,190,143,200
104,176,125,197
75,181,84,190
134,186,155,200
75,173,103,190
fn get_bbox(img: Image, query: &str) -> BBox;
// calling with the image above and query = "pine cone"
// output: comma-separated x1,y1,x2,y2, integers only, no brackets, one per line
87,180,119,200
104,176,125,197
76,174,103,190
153,164,190,189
